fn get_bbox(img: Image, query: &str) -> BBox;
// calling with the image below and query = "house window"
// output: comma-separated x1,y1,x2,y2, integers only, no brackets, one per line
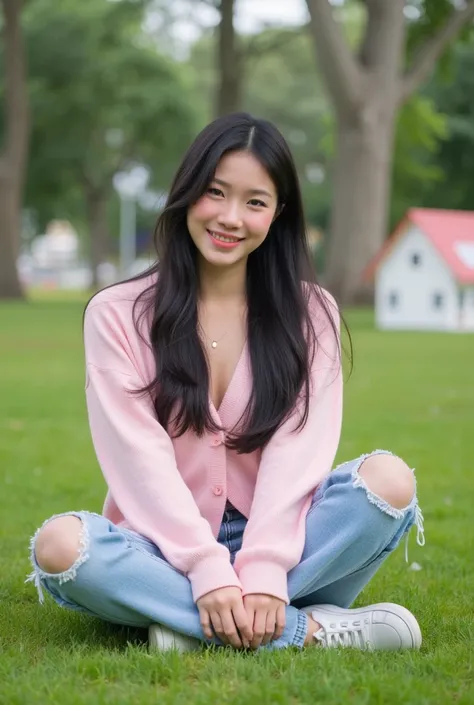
389,291,399,308
411,253,421,266
433,292,444,309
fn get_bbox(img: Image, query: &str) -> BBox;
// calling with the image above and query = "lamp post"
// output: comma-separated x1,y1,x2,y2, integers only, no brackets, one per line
113,166,150,278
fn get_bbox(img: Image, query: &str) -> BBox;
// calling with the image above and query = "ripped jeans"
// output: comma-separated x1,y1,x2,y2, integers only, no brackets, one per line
27,451,425,649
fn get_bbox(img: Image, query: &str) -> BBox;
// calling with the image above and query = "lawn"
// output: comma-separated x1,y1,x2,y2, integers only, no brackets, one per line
0,295,473,704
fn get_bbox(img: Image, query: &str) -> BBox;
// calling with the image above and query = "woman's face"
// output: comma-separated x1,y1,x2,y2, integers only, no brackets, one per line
187,150,278,270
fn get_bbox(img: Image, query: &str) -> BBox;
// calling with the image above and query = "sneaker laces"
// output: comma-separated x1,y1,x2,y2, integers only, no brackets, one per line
313,621,366,648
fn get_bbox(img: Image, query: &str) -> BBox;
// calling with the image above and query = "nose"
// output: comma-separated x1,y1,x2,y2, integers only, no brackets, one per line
217,200,243,230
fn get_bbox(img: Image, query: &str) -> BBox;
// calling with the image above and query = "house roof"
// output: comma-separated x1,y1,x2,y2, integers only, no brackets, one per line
364,207,474,285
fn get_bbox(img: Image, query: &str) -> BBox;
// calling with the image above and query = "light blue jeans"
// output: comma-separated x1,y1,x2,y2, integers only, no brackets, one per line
27,451,425,649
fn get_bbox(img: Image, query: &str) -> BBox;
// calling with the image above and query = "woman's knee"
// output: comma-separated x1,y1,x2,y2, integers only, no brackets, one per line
34,515,83,574
358,454,415,510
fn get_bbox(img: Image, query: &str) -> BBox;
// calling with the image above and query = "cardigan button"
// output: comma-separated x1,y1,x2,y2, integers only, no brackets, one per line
211,432,225,446
212,486,223,496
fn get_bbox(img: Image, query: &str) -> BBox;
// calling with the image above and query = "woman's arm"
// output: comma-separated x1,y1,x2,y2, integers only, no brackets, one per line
84,298,241,602
234,292,342,604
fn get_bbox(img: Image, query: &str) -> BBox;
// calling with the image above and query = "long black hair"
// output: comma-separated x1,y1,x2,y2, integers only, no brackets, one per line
92,113,348,454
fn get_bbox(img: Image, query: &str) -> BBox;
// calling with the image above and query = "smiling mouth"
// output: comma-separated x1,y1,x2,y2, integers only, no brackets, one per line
207,229,243,244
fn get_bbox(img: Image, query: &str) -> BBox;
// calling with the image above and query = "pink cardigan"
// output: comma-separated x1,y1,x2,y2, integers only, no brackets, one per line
83,275,342,603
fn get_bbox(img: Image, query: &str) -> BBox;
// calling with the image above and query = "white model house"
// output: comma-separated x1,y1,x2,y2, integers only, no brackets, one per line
366,208,474,332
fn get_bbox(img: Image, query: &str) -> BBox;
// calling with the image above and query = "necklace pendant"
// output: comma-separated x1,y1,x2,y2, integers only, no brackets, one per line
211,341,218,349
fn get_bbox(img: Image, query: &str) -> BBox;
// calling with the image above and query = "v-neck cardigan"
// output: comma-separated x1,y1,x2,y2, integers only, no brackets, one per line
83,275,343,604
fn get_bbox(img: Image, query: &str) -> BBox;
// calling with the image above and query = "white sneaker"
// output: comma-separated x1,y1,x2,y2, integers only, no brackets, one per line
148,624,201,652
303,603,422,651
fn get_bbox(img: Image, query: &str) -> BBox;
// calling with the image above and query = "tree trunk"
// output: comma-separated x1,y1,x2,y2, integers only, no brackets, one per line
0,179,23,298
306,0,474,304
323,0,406,305
215,0,242,116
325,108,397,305
0,0,29,300
85,189,110,290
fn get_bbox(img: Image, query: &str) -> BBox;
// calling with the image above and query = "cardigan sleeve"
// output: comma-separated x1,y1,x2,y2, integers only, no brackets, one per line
233,290,343,603
83,299,241,602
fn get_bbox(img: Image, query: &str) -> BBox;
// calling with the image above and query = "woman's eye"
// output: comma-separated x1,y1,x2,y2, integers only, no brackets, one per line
207,187,223,197
249,198,266,208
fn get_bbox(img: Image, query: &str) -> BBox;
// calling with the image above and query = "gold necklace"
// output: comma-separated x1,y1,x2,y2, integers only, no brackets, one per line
198,323,228,349
198,301,247,350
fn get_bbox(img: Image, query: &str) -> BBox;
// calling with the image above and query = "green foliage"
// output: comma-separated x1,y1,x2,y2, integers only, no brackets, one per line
405,0,473,68
185,32,216,126
421,40,474,212
391,96,448,226
20,0,199,233
406,0,458,51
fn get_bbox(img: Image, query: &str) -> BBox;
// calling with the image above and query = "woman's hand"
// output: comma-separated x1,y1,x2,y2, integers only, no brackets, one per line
243,593,286,649
196,586,253,649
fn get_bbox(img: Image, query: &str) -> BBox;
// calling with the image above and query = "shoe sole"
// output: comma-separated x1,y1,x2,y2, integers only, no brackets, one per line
148,624,201,652
304,602,422,649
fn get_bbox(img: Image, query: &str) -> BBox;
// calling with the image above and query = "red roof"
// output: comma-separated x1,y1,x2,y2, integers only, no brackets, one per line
364,208,474,284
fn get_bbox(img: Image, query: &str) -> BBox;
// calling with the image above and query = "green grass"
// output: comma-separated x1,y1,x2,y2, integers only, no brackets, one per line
1,297,473,704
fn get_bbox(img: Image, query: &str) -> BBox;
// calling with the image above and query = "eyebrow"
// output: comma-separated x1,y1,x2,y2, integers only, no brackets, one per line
213,178,274,199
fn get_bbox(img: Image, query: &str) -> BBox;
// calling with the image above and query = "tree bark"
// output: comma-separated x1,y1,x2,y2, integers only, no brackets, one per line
0,179,24,298
215,0,242,116
318,0,405,304
306,0,474,304
0,0,29,299
325,111,397,304
85,188,110,290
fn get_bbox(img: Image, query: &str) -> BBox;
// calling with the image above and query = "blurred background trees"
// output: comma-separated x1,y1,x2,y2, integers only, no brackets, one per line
1,0,474,301
0,0,29,298
24,0,198,288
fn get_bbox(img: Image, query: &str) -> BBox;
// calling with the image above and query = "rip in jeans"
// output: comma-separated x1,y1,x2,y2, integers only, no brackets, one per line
350,449,425,562
26,511,90,604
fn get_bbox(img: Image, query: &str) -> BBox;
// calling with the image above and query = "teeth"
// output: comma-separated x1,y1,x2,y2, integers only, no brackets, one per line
210,231,240,243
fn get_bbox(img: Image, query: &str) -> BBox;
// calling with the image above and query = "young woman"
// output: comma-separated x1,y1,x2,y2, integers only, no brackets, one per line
28,113,425,652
